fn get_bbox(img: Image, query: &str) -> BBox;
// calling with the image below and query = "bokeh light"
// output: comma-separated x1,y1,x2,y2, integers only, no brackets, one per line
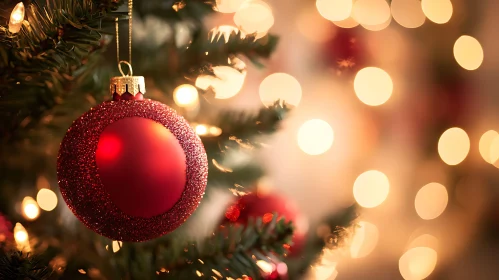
316,0,353,22
479,130,499,164
391,0,426,28
233,0,274,38
409,234,439,251
350,221,379,258
437,127,470,165
196,66,246,99
259,73,302,107
173,84,199,107
415,183,448,220
422,0,453,24
399,247,438,280
297,119,334,155
352,0,391,26
362,15,392,31
354,67,393,106
106,241,123,253
14,222,30,252
489,136,499,166
332,16,359,28
313,264,338,280
215,0,245,13
210,25,246,43
453,35,484,71
353,170,390,208
36,189,58,211
22,196,40,220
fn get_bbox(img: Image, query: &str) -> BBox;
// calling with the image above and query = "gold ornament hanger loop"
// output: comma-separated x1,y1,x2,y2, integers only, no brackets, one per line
118,60,133,77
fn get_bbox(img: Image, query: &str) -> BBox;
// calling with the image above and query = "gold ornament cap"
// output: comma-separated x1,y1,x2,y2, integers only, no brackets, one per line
110,75,146,96
110,61,146,97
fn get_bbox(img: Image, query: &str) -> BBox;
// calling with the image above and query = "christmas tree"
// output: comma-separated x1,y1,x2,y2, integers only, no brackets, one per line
0,0,356,279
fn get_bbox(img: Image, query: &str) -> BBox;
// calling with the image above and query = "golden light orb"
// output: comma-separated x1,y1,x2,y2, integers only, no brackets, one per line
353,170,390,208
399,247,438,280
36,188,58,211
14,223,28,243
259,73,302,107
362,15,392,31
453,35,484,71
479,130,499,164
422,0,453,24
215,0,245,13
391,0,426,28
354,67,393,106
352,0,390,26
297,119,334,155
350,221,379,258
437,127,470,165
22,196,40,220
332,16,359,28
196,66,246,99
173,84,199,107
316,0,353,22
415,183,448,220
233,0,274,38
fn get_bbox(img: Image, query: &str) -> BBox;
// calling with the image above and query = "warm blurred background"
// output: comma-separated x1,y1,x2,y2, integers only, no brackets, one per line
208,0,499,279
2,0,499,279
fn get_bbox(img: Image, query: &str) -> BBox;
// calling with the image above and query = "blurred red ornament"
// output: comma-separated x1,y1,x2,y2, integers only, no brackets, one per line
225,192,305,256
0,213,13,243
57,76,208,242
323,28,367,75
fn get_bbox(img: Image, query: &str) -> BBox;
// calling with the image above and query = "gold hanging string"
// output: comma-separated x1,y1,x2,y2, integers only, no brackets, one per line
115,0,134,76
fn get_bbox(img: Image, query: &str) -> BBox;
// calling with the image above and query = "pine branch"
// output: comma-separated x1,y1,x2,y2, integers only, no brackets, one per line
286,205,358,279
0,250,53,280
153,215,293,279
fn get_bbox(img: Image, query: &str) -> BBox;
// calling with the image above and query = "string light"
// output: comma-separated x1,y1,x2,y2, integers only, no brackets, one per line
22,196,40,221
352,0,390,26
191,123,222,137
233,0,274,39
195,66,246,99
354,67,393,106
422,0,453,24
14,223,31,252
391,0,426,28
173,84,199,107
297,119,334,155
415,183,448,220
437,127,470,165
399,247,438,280
350,221,379,258
479,130,499,164
259,73,302,107
353,170,389,208
316,0,353,22
9,2,25,33
453,35,484,70
36,188,58,211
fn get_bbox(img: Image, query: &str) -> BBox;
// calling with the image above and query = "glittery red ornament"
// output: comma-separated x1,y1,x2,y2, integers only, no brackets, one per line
323,28,367,75
225,192,305,256
57,98,208,242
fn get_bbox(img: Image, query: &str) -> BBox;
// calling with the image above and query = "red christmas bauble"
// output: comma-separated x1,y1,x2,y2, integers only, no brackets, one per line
57,99,208,242
225,192,305,256
323,28,367,75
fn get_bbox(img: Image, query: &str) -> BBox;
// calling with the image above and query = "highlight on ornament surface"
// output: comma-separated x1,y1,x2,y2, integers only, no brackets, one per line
8,2,25,33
